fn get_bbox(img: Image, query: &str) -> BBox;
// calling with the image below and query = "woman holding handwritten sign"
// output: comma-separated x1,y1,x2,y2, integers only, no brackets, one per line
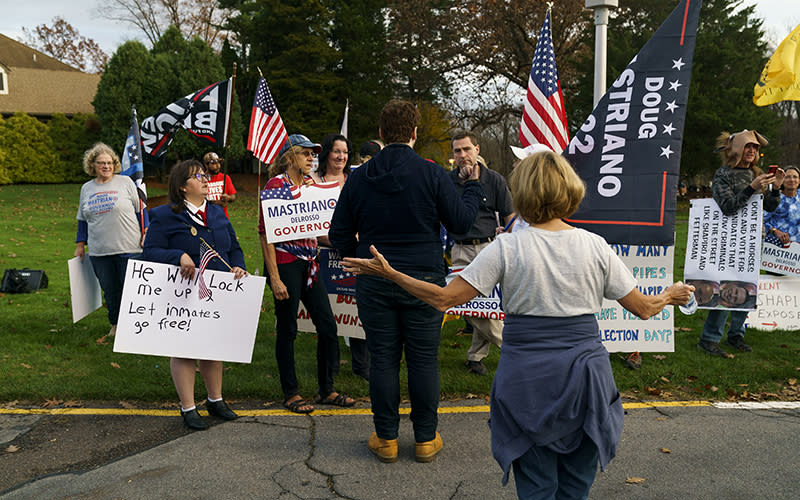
143,159,246,430
342,151,693,498
258,134,354,414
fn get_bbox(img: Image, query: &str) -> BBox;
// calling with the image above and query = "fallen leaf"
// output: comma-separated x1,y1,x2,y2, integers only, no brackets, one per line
63,400,81,408
44,345,52,349
20,363,32,369
110,362,121,369
788,378,797,386
626,477,646,484
41,398,62,408
678,327,692,331
710,386,718,392
652,355,666,360
655,417,667,421
2,400,19,409
660,376,670,383
96,336,108,345
645,387,662,396
660,448,672,453
5,445,20,453
119,401,136,409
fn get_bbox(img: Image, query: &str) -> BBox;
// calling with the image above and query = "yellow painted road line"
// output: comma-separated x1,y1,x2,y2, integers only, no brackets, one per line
0,401,717,417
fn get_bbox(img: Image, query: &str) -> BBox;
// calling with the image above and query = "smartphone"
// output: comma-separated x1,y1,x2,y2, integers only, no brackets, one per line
767,165,778,175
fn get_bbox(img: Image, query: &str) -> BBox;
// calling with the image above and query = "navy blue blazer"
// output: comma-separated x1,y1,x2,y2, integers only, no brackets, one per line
143,204,246,271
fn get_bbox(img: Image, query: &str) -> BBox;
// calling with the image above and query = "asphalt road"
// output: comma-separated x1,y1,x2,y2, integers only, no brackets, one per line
1,400,799,499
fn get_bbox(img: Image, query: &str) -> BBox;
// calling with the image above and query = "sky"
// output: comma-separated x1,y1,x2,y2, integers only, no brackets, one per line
1,0,799,61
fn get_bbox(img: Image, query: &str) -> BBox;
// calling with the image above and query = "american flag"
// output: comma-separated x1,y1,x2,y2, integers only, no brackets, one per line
260,184,301,201
197,240,219,300
247,77,288,164
519,10,569,153
765,231,792,248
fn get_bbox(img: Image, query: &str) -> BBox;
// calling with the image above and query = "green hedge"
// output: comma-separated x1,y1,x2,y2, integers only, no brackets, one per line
0,112,101,185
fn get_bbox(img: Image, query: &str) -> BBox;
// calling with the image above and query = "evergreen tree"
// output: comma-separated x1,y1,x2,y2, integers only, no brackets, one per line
93,29,244,165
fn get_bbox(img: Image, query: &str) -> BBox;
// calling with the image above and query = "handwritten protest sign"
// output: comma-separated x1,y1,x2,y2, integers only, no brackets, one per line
684,196,762,311
261,182,340,243
600,244,674,352
761,238,800,277
68,256,102,323
114,260,266,363
747,276,800,331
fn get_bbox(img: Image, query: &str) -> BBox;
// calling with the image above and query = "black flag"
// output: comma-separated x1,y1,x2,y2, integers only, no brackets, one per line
564,0,702,245
140,78,233,158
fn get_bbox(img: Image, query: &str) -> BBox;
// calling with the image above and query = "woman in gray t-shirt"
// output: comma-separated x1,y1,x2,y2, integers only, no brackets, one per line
342,151,694,500
75,143,142,337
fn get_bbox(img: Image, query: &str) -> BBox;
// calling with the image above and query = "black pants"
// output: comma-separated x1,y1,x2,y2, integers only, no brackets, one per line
271,259,340,400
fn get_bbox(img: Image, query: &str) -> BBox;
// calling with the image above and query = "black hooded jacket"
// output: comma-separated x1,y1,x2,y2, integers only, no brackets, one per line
329,143,482,275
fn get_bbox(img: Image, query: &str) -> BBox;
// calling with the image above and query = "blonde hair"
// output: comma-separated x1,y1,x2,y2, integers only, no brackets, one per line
268,145,305,178
82,143,121,177
509,151,585,224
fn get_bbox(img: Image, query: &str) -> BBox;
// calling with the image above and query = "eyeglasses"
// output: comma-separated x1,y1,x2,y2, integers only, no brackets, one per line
188,173,210,181
297,151,318,158
331,150,349,156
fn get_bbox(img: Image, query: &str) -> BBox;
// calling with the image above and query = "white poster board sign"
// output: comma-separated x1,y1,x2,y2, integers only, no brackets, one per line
68,256,102,323
747,276,800,331
114,260,266,363
600,245,674,352
684,196,762,311
261,182,340,243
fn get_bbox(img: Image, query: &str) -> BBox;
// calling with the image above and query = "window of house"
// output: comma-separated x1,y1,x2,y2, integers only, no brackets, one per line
0,67,7,95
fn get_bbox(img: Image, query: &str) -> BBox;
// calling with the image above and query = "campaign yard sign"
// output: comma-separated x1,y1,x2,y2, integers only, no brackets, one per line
761,237,800,277
114,260,266,363
261,182,340,243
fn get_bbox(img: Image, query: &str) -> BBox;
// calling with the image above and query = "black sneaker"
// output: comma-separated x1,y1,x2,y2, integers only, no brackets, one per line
697,340,728,357
466,360,488,375
727,336,752,352
181,408,209,430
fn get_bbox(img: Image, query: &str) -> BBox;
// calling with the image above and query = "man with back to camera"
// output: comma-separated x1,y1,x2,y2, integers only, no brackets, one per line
329,100,483,464
203,152,236,218
449,131,514,376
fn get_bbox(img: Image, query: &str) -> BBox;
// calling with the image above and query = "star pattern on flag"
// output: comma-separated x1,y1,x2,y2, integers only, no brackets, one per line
662,123,676,135
672,58,685,70
660,145,674,158
531,16,559,97
669,80,682,91
260,184,299,201
665,100,678,113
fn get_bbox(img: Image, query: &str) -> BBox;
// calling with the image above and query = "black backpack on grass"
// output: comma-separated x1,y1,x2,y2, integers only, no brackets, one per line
1,269,48,294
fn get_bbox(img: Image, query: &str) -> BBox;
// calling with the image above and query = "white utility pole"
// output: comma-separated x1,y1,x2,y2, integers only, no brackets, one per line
585,0,619,106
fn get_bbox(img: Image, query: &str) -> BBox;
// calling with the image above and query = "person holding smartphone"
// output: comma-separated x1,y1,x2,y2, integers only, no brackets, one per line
764,165,800,246
698,130,783,356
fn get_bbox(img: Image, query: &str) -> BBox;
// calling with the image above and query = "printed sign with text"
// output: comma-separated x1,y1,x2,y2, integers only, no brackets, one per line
261,182,340,243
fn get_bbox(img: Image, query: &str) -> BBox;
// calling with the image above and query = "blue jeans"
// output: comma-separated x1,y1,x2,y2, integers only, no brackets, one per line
701,309,747,343
90,253,138,325
271,259,340,400
356,273,444,443
512,434,599,500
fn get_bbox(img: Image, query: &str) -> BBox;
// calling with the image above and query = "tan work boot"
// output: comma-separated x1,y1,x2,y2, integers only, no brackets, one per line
414,431,443,463
368,432,398,463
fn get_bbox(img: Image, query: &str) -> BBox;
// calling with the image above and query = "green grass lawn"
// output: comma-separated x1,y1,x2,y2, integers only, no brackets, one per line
0,184,798,406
